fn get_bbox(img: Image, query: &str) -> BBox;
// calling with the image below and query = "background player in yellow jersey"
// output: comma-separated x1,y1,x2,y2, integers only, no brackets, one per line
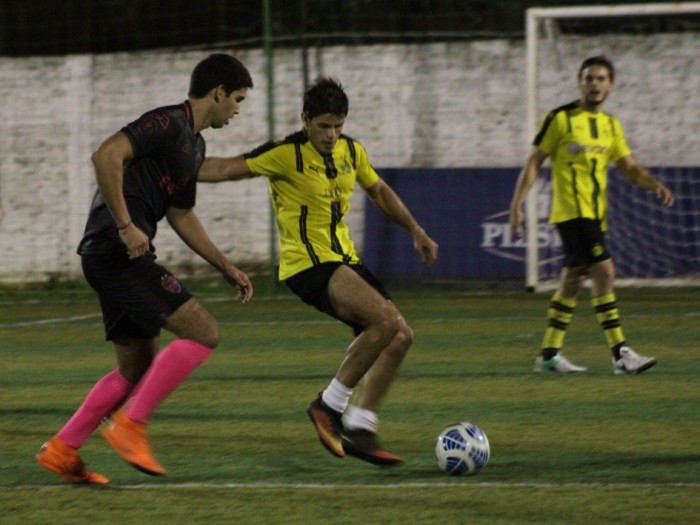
199,77,438,465
509,55,674,374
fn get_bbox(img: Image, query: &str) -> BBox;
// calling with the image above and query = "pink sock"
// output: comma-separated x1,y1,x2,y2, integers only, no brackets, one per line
58,369,133,449
126,339,213,424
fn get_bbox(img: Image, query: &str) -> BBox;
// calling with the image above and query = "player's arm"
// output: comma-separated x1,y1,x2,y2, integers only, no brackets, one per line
197,155,256,182
615,155,675,207
166,207,253,303
364,178,438,266
509,146,549,238
91,131,150,258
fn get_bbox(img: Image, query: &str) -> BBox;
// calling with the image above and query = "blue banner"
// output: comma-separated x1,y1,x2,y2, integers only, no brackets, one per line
363,168,525,278
362,167,700,280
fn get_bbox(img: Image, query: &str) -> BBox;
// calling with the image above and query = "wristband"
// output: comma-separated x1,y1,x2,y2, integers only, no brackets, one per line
118,220,132,231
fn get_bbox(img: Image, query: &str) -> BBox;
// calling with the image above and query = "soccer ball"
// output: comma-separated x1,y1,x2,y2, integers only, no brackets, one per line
435,422,490,475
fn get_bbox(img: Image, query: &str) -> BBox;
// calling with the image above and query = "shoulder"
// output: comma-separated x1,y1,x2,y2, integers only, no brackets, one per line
245,130,307,160
338,133,368,163
601,110,623,126
602,111,626,137
544,101,580,123
126,103,188,135
141,103,187,123
534,101,578,145
339,133,363,149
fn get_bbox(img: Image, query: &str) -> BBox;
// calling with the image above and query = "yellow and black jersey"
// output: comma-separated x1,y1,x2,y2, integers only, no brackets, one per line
534,100,631,230
244,131,380,280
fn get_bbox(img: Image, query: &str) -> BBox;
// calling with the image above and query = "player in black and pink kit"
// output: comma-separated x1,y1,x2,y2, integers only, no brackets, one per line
37,54,254,484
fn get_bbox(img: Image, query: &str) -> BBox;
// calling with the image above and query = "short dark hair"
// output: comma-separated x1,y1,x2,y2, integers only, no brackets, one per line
188,53,253,98
303,77,349,119
578,55,615,82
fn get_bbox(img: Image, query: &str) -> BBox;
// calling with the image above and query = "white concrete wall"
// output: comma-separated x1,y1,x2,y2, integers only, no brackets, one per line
0,34,698,281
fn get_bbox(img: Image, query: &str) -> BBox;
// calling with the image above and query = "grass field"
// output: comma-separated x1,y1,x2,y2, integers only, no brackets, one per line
1,279,699,524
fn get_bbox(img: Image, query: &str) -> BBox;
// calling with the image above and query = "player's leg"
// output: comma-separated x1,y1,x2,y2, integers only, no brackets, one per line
103,298,218,475
589,258,624,351
350,311,413,413
535,265,588,373
36,339,156,485
36,253,161,485
328,265,402,389
326,266,409,465
124,297,218,423
303,264,401,458
93,252,215,475
588,259,657,374
536,219,592,374
341,312,412,465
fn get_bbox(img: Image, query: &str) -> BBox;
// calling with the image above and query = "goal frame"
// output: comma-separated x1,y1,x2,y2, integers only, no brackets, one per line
524,2,700,291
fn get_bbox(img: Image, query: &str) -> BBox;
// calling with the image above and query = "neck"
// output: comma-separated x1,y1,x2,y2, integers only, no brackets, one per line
188,98,209,133
580,99,603,113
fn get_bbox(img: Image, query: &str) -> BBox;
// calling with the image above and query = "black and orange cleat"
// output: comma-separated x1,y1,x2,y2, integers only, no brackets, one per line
342,429,404,466
306,394,346,458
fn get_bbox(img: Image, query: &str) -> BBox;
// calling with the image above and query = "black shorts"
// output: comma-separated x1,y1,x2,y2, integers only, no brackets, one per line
285,262,391,335
81,251,192,341
555,218,611,267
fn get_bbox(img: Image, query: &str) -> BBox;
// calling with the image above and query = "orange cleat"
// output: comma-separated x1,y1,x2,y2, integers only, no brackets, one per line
36,435,110,485
100,411,166,476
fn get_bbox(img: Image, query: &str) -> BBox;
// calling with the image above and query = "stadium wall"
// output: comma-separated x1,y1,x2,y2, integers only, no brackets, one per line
0,35,697,282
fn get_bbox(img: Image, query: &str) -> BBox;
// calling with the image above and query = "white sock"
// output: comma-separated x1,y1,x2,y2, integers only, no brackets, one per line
343,405,379,433
321,378,352,414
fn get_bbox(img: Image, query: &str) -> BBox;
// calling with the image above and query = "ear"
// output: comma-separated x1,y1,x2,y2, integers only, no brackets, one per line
214,85,226,103
301,111,310,128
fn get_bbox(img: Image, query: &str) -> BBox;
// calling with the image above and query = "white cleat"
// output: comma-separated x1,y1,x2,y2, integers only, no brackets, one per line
534,353,587,373
613,346,657,375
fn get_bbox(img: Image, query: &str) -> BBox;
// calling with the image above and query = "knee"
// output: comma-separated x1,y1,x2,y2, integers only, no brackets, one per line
119,356,153,384
393,320,414,353
198,322,220,350
592,261,616,289
381,314,413,358
374,304,401,335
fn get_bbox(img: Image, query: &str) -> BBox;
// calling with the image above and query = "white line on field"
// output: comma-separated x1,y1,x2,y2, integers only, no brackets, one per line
0,314,102,327
3,481,700,491
3,293,700,329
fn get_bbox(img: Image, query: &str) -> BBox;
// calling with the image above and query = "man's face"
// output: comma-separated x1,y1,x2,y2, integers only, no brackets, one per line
578,65,613,109
211,87,248,129
302,112,345,155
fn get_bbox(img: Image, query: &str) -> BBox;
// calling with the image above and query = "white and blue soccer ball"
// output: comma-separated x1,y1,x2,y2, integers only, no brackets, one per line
435,422,490,475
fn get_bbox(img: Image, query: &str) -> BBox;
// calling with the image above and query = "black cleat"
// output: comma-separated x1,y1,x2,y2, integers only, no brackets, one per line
342,429,404,466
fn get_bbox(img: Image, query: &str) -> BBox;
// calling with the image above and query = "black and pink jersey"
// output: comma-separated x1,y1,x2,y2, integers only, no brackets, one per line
78,100,205,255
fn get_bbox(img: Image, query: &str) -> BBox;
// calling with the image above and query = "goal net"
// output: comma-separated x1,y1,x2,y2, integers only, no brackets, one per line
524,2,700,291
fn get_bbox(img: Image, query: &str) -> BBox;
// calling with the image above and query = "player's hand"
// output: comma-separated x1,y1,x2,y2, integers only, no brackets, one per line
656,185,675,207
413,228,439,266
509,205,525,239
119,223,150,259
222,264,253,303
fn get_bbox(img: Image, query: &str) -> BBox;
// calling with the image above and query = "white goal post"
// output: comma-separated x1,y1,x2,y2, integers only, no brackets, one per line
524,2,700,291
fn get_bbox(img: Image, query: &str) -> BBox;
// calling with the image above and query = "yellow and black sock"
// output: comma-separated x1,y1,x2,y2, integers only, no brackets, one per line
540,294,576,359
592,293,625,359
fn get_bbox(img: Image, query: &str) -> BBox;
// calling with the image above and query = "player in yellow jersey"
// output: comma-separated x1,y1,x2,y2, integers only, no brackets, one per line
199,78,438,465
509,55,674,374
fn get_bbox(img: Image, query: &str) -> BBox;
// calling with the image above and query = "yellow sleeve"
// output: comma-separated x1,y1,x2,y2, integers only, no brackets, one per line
354,142,380,189
535,111,563,156
244,143,291,178
608,118,632,162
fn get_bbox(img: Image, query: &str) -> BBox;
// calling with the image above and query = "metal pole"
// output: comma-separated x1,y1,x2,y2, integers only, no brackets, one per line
263,0,278,286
